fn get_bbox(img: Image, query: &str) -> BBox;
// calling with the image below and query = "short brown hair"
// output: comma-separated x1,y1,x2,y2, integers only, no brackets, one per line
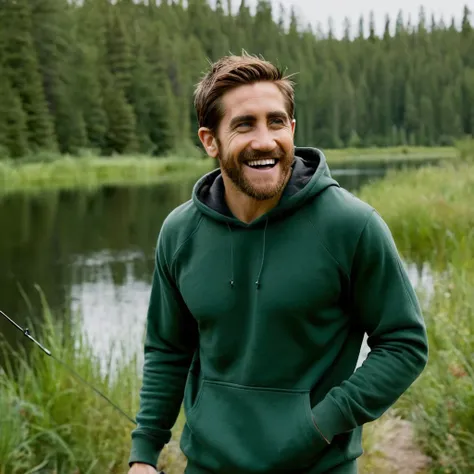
194,52,296,134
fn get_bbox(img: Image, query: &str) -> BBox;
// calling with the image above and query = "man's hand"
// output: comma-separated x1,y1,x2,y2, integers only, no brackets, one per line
128,462,158,474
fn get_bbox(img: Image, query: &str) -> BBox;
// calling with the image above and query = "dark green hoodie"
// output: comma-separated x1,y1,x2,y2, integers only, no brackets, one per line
129,147,428,473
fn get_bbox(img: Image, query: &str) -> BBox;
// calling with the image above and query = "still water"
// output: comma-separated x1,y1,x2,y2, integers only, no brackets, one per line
0,166,434,371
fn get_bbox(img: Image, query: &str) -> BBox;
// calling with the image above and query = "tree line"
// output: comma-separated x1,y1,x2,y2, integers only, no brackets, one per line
0,0,473,158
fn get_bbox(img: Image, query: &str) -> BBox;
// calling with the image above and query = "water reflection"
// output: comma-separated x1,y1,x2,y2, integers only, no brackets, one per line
70,251,151,368
0,179,195,361
0,164,438,372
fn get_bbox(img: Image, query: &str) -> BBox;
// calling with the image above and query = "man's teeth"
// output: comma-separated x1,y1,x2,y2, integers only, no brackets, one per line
247,159,276,167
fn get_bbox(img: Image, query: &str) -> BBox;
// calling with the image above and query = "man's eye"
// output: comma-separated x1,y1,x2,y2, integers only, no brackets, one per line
271,118,284,125
237,122,251,129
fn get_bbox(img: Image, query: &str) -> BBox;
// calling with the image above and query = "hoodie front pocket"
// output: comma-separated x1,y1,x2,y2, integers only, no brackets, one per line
185,380,328,473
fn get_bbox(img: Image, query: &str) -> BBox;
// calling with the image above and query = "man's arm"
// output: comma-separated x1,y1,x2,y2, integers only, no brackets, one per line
129,226,198,468
311,209,429,441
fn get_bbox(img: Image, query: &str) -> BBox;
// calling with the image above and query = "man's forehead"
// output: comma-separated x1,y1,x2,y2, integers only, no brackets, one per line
222,89,287,122
222,83,286,110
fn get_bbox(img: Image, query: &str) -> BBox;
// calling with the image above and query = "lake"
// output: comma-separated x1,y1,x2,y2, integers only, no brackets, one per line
0,163,435,373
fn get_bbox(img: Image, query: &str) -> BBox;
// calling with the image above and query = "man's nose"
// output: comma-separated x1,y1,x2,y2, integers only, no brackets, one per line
251,127,277,152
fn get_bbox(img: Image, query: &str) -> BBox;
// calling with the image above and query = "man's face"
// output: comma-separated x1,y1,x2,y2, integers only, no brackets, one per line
213,82,296,201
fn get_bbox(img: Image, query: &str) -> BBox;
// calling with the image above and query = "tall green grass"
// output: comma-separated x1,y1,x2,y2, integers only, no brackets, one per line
0,154,214,197
357,142,474,473
395,261,474,473
357,161,474,265
0,288,142,474
0,287,188,474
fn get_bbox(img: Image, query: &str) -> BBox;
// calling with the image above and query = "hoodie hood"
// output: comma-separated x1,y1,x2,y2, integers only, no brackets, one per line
192,147,340,227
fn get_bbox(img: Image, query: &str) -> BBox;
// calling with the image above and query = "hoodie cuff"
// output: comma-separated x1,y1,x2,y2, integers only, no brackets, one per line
311,395,350,443
128,434,162,468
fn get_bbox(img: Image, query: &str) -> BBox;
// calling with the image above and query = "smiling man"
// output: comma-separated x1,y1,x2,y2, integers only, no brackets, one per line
200,77,295,223
127,54,428,474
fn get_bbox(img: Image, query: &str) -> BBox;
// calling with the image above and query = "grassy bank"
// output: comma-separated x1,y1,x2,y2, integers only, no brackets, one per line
357,154,474,473
0,146,458,197
0,155,214,197
325,145,457,168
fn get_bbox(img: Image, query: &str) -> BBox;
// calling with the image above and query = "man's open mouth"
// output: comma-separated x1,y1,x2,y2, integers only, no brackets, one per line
244,158,278,170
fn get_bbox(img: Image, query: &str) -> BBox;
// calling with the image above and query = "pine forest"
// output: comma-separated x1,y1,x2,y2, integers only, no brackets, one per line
0,0,473,159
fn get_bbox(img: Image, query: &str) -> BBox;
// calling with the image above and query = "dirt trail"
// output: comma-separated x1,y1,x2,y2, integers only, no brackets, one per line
361,415,432,474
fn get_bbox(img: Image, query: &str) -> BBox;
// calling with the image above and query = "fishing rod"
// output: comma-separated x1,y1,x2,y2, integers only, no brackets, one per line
0,308,137,426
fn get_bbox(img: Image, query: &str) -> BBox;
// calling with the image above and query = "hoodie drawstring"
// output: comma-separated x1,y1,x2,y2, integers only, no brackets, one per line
227,223,235,288
227,219,268,290
255,219,268,289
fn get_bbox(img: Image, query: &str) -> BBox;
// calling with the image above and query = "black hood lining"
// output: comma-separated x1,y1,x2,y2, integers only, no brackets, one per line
196,154,320,218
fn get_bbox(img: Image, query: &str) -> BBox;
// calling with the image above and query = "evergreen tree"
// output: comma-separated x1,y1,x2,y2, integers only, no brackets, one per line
74,43,108,151
149,74,179,155
404,84,419,141
106,9,133,97
339,73,356,145
29,0,86,153
0,0,57,152
102,74,138,155
368,11,376,42
254,0,278,61
354,75,371,142
343,17,352,41
186,35,209,147
439,86,463,144
462,5,472,35
463,69,474,135
395,11,404,36
419,96,435,145
461,6,473,68
210,0,231,60
383,15,391,42
0,69,29,157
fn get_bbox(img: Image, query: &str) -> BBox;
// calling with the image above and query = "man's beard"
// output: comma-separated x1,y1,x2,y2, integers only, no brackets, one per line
218,143,294,201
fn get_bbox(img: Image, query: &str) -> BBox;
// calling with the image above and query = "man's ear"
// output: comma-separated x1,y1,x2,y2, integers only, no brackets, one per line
198,127,218,158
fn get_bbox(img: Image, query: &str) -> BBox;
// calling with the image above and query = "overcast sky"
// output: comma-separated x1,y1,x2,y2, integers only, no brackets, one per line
243,0,470,37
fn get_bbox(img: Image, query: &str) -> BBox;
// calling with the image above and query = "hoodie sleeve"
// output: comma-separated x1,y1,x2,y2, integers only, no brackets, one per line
311,209,428,442
128,225,198,468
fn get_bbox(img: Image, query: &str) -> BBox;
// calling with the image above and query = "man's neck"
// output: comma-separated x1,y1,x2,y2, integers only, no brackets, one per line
221,174,291,224
225,188,281,224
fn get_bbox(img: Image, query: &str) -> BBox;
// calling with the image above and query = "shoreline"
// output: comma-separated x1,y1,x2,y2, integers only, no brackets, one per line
0,146,458,198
